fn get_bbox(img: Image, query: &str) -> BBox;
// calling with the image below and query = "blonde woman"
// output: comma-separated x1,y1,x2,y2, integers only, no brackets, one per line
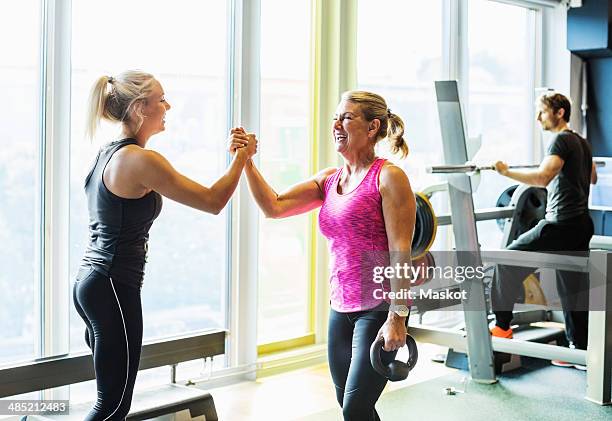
233,91,416,421
73,70,256,420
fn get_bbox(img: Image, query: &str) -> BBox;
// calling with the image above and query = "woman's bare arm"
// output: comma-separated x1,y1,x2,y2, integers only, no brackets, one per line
127,133,256,214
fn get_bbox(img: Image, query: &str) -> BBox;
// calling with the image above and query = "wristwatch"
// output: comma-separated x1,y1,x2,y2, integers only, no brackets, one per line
392,304,409,317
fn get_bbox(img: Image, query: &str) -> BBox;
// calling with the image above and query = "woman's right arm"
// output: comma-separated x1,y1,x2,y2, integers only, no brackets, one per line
132,134,256,214
244,160,336,219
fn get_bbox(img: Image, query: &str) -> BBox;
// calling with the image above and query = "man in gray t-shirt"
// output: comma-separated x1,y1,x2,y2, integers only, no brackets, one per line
490,92,597,365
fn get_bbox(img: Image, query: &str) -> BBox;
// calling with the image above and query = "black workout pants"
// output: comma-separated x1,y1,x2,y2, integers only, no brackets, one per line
328,303,397,421
73,266,143,421
492,213,593,349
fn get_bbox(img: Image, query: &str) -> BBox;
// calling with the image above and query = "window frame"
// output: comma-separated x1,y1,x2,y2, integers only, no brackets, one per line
255,0,318,355
17,0,241,399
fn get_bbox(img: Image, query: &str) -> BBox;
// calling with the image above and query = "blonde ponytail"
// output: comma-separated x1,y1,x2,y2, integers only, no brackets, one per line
387,112,408,158
85,70,156,140
85,76,112,140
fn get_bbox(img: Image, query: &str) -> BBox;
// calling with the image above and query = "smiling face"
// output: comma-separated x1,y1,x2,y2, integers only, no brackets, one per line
137,79,171,137
332,100,376,156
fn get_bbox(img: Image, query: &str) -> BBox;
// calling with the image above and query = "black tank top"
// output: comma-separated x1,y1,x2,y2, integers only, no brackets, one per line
81,138,163,288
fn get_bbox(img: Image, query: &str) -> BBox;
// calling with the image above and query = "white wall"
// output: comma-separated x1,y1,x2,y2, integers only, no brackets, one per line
541,3,571,93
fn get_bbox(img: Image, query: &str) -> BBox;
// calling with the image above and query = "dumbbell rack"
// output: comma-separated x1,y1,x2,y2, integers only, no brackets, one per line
413,80,612,404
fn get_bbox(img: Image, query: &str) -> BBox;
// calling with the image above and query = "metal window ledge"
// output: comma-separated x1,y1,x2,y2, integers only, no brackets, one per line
0,329,226,398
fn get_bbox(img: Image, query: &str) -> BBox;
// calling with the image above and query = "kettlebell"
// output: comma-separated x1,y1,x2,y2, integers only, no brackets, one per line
370,334,418,381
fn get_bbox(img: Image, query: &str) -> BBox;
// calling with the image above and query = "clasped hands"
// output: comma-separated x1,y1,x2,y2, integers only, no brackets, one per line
228,127,258,159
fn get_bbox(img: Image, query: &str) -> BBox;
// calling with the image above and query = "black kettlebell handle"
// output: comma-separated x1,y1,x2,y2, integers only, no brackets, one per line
370,334,418,382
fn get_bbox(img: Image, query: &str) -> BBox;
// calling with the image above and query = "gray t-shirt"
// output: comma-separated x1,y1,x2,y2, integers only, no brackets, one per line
545,130,592,222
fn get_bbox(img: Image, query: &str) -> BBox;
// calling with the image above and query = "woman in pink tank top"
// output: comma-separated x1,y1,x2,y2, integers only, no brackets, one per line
231,91,416,421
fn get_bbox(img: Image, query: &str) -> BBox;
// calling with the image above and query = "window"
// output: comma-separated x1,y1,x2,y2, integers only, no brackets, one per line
69,0,230,358
0,1,547,401
467,0,536,248
356,0,444,193
257,0,313,346
356,0,453,253
0,0,42,365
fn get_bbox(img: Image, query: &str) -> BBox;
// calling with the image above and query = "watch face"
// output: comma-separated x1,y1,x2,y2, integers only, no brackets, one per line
392,304,409,317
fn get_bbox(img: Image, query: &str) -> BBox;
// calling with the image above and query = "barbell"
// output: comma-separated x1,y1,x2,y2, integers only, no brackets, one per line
413,160,605,251
427,160,605,174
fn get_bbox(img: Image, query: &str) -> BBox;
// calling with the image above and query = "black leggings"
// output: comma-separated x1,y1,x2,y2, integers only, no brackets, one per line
328,303,397,421
492,214,593,349
73,266,143,421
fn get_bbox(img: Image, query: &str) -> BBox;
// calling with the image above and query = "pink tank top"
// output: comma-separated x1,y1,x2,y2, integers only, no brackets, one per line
319,158,390,312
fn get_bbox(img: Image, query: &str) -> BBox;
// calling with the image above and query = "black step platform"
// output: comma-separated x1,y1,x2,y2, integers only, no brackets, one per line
20,383,217,421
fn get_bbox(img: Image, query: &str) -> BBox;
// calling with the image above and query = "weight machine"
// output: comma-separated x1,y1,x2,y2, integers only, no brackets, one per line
408,81,612,405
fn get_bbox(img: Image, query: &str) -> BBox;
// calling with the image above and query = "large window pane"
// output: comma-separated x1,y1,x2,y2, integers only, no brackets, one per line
468,0,535,248
356,0,444,193
258,0,312,345
357,0,450,252
0,1,42,365
69,0,230,359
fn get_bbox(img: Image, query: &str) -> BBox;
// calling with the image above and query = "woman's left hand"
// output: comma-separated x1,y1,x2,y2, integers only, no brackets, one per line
377,316,407,352
228,127,249,155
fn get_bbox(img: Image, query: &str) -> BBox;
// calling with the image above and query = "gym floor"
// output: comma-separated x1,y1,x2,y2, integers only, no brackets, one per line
207,343,612,421
209,343,460,420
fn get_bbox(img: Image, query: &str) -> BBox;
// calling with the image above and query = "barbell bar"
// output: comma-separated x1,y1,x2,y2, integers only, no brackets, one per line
427,160,606,174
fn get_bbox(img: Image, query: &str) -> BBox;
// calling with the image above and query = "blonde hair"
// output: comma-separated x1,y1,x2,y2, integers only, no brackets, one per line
85,70,156,139
340,90,409,158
